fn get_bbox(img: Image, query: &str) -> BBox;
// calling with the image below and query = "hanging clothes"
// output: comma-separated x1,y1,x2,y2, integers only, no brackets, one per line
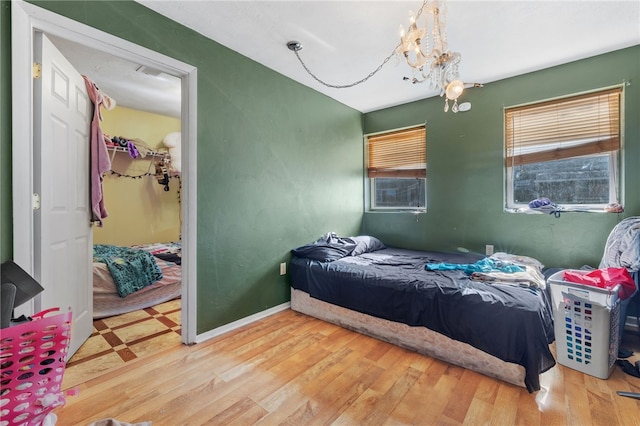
82,75,116,226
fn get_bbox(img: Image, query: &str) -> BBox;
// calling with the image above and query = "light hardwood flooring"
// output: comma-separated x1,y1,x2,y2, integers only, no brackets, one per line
55,309,640,425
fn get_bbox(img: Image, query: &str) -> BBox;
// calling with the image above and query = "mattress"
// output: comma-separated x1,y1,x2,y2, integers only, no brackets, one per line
289,247,555,392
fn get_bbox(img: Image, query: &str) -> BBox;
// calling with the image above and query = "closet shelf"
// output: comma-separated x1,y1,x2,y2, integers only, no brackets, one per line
107,145,170,161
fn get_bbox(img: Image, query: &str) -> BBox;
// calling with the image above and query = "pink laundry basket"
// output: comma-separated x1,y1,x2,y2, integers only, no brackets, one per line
1,309,72,425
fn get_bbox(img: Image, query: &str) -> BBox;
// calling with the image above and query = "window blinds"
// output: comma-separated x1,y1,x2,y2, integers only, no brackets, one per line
367,126,426,178
505,87,621,167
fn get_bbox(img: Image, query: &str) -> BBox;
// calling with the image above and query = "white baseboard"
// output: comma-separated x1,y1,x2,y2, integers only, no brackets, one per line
194,302,291,344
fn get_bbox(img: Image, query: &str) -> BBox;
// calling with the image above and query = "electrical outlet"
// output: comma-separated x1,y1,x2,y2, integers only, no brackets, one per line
279,262,286,275
485,245,494,256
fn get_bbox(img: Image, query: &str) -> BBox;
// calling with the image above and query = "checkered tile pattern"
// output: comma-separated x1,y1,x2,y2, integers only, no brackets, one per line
63,300,181,388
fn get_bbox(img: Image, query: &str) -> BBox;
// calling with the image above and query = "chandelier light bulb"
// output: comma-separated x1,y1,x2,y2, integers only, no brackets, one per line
445,79,464,100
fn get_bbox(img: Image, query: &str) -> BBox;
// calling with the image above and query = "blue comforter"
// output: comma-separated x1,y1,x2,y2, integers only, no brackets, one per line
94,244,163,297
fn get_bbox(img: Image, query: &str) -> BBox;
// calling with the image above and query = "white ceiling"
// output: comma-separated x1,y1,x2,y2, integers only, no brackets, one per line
54,1,640,117
49,34,183,118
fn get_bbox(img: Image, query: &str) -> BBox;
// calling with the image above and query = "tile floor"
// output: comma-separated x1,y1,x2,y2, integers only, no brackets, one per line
62,299,181,389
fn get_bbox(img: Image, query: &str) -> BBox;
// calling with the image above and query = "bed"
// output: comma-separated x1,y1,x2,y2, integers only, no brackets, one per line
289,234,556,392
93,242,181,319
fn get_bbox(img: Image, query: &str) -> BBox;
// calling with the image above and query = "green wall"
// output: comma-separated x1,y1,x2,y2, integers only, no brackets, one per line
3,1,364,333
4,1,638,334
0,1,11,263
363,45,640,269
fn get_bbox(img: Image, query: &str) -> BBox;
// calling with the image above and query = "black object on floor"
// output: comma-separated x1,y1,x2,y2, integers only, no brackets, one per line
617,391,640,400
618,348,634,358
616,359,640,378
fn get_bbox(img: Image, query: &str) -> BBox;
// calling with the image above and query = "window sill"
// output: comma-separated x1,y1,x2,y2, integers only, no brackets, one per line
367,209,427,214
505,205,623,215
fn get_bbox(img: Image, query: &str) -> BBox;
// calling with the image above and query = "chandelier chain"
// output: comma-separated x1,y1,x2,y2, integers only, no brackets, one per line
291,0,431,89
415,0,429,20
293,45,399,89
290,0,446,91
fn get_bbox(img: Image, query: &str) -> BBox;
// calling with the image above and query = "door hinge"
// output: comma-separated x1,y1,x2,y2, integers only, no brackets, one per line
33,63,41,79
32,193,41,211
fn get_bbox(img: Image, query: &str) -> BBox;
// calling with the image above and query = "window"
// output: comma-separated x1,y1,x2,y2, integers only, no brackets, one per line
505,87,622,210
366,126,426,210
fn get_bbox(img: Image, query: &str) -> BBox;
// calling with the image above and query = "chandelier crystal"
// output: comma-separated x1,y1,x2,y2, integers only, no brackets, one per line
397,0,465,112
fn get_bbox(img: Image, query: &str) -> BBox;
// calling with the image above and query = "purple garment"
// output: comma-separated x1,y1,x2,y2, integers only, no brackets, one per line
127,140,139,159
83,76,111,226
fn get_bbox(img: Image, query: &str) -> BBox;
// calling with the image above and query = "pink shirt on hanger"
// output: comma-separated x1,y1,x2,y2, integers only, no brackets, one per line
82,75,113,226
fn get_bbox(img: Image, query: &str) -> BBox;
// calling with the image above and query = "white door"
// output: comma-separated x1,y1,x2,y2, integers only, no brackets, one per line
33,32,93,358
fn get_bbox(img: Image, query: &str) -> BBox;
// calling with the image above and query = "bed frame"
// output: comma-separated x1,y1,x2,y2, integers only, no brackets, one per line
291,288,527,388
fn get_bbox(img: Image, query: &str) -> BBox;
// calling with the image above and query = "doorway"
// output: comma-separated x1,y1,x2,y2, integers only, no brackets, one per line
11,1,198,347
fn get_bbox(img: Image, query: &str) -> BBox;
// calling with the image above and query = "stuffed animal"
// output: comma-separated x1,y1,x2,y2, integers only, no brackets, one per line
162,132,181,175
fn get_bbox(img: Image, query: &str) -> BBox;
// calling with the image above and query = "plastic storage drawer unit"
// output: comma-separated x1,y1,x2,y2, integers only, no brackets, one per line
548,270,620,379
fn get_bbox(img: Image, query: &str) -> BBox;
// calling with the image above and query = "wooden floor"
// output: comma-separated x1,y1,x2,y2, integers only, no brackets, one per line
55,309,640,426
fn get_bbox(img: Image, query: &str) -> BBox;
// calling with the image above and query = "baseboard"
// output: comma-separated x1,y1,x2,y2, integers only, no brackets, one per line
624,315,640,333
194,302,291,344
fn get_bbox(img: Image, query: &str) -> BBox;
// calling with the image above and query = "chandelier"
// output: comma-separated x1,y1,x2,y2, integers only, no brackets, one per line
287,0,479,113
397,0,465,112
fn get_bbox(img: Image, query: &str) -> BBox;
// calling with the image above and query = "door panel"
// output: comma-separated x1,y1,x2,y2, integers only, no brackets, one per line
35,32,93,358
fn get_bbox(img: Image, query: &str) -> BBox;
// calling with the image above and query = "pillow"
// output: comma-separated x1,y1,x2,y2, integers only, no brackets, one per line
350,235,386,256
291,234,357,262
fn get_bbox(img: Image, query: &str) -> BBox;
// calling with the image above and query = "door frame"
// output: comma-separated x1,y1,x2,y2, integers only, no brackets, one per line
11,0,198,344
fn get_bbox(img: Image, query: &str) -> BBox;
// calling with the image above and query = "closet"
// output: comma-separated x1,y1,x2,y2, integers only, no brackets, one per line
96,106,181,245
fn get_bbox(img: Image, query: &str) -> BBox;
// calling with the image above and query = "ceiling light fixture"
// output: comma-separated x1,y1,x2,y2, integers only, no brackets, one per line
397,0,465,111
287,0,481,112
135,65,162,77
